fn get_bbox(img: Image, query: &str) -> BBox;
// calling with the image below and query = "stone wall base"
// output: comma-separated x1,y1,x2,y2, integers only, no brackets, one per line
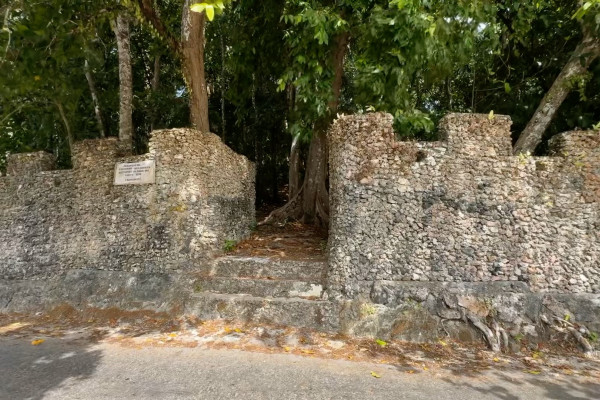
2,275,598,354
337,281,600,353
0,271,191,313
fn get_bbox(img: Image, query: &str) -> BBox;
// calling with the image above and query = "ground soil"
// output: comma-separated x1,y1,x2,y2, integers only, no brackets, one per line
230,220,327,261
1,308,599,383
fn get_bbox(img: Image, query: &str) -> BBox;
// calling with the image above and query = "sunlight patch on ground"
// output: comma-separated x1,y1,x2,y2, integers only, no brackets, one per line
0,322,30,334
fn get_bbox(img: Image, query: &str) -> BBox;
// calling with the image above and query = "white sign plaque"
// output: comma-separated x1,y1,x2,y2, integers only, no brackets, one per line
114,160,156,185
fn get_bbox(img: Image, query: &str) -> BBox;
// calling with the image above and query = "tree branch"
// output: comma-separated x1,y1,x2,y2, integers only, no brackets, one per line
134,0,181,55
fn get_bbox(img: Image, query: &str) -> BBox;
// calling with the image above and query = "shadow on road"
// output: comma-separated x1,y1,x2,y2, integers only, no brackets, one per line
0,337,103,400
440,372,600,400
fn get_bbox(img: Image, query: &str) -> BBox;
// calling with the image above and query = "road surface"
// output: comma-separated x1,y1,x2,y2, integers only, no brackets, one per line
1,337,598,399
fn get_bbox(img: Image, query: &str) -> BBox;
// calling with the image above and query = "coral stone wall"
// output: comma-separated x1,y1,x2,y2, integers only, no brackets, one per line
0,130,255,280
328,113,600,299
6,151,56,177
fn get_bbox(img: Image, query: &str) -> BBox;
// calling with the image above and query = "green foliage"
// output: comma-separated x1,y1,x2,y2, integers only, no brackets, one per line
223,239,237,252
0,1,106,168
2,0,599,197
190,1,231,21
353,0,498,138
278,0,356,140
573,0,600,22
513,333,524,342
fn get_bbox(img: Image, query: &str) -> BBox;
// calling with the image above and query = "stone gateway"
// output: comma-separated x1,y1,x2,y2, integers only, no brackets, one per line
1,115,599,352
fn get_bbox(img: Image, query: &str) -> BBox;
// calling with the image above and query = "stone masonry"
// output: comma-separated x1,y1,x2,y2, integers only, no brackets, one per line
2,114,599,349
0,129,255,281
328,113,600,299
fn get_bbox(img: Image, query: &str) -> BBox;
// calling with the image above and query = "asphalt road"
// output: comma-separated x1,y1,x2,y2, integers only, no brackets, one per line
0,337,598,400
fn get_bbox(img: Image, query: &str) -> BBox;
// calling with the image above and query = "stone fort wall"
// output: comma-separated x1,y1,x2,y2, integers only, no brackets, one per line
0,130,255,281
328,113,600,300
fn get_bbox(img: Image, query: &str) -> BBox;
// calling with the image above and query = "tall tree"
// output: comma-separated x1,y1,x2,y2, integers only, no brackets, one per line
182,0,210,131
134,0,230,132
264,0,493,227
113,13,134,145
84,59,107,138
514,1,600,154
261,1,355,226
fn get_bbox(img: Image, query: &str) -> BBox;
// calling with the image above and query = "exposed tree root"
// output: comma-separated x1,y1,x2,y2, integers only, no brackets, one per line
541,314,595,357
466,313,502,353
259,183,329,228
259,128,330,229
259,186,304,226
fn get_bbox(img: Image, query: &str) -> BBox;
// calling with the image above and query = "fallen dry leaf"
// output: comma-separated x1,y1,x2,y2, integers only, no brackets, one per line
371,371,381,378
525,370,541,375
31,339,45,346
0,322,30,334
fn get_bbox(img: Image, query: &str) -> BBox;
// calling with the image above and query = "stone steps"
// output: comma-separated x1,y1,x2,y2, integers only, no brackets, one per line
196,277,324,299
199,256,326,282
187,256,334,330
185,292,340,332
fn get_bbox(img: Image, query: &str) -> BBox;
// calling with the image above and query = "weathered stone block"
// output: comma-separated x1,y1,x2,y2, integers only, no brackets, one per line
6,151,56,177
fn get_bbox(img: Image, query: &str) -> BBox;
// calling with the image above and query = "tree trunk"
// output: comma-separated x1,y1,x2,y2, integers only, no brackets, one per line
113,14,133,146
301,125,330,226
150,54,161,131
288,133,302,199
152,55,161,92
513,30,600,154
220,34,226,141
55,101,73,151
182,0,210,132
84,60,106,138
446,77,453,110
252,73,259,164
262,32,349,228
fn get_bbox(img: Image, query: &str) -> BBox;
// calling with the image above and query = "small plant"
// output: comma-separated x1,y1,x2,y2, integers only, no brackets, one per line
319,240,328,252
360,303,377,318
514,333,524,343
249,221,258,232
170,203,187,212
588,331,598,343
223,239,237,252
518,151,531,165
194,282,203,292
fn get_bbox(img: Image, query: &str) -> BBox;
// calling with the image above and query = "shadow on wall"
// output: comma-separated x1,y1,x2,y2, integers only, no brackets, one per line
0,337,102,400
